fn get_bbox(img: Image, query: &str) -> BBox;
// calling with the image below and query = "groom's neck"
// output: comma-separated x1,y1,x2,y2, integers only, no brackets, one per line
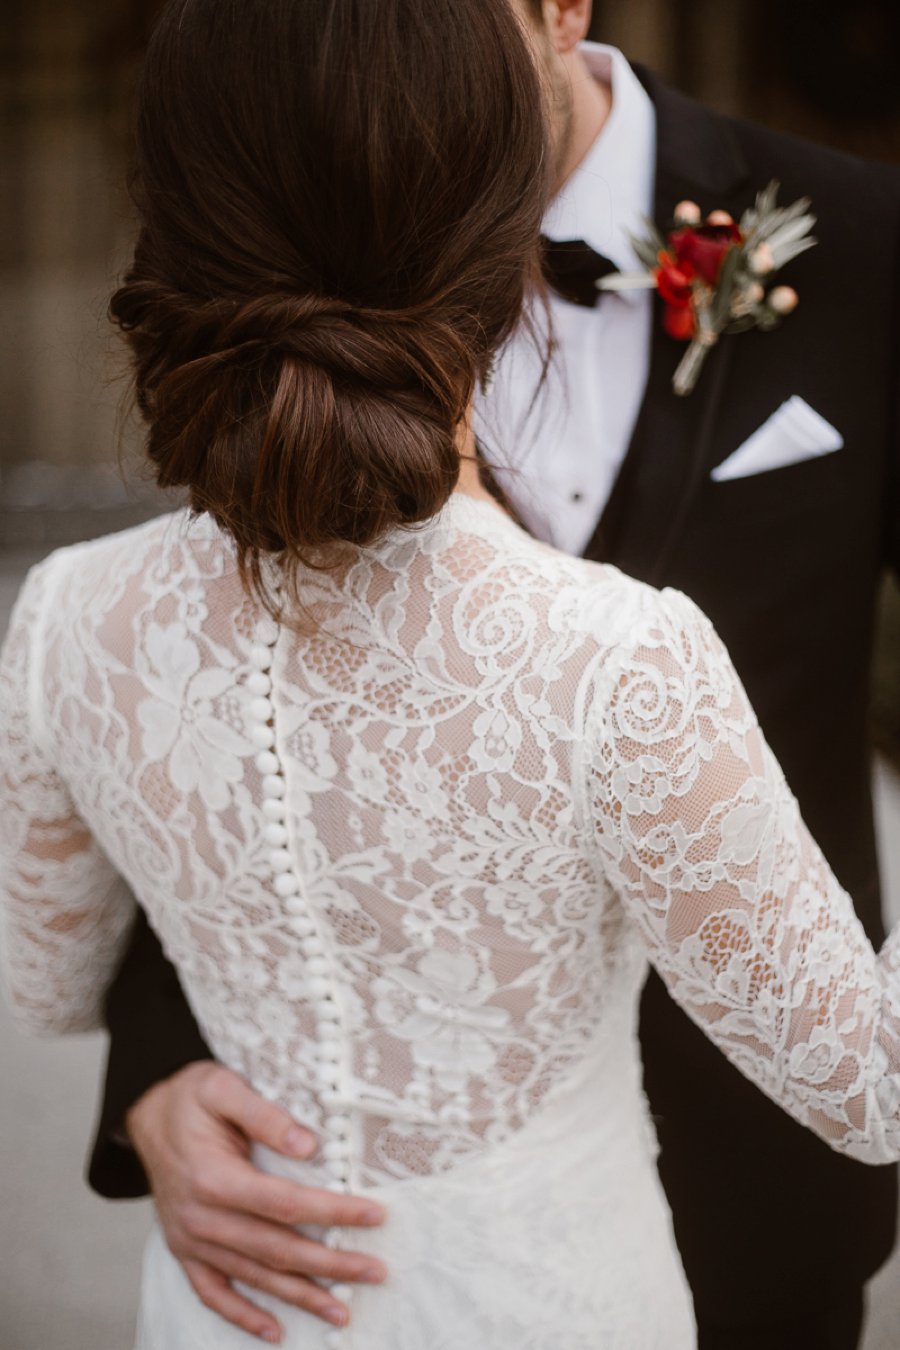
553,49,611,190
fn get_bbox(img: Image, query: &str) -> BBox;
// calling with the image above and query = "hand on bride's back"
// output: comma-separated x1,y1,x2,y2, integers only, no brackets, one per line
126,1062,388,1343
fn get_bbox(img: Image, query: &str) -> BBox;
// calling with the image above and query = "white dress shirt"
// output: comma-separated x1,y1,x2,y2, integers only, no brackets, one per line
475,44,657,555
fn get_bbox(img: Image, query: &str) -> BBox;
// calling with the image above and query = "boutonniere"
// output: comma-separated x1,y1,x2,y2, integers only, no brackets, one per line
599,182,817,395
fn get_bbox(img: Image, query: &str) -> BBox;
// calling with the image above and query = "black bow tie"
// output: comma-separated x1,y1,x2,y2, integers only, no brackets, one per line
540,236,619,309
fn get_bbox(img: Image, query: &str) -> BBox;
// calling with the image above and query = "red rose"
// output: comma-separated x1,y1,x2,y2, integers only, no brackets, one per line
655,250,694,307
669,222,742,285
655,250,696,340
663,304,696,341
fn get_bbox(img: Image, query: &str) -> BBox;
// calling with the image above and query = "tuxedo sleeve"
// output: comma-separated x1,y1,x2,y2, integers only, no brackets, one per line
87,906,213,1199
889,193,900,577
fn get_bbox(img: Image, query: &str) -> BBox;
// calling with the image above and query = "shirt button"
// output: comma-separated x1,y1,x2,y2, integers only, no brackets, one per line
571,491,583,503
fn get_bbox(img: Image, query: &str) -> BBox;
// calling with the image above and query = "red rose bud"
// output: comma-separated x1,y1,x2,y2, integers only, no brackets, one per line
669,222,742,285
655,251,694,306
663,304,696,341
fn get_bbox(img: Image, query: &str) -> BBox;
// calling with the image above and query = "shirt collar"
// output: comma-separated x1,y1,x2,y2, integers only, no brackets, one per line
542,44,657,304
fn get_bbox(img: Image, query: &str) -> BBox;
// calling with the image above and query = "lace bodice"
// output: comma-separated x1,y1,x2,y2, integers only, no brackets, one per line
3,493,900,1198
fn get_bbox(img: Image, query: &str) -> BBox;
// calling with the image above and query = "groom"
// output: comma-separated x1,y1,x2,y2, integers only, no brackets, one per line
89,2,900,1346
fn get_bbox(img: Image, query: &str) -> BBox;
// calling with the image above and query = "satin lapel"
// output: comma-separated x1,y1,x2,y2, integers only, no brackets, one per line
585,70,751,586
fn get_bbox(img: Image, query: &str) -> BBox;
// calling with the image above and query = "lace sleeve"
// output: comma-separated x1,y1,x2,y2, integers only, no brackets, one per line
0,558,135,1034
583,587,900,1165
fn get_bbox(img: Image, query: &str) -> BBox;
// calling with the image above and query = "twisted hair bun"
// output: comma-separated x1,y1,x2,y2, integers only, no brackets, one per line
115,271,468,555
113,0,547,594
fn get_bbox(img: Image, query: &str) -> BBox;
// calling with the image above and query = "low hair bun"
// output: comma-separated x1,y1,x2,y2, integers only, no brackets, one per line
113,266,468,563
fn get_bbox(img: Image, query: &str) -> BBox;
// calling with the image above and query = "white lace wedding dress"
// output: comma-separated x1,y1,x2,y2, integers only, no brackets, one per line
4,493,900,1350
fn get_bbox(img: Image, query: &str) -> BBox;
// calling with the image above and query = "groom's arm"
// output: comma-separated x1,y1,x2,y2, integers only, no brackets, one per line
889,198,900,578
88,905,213,1198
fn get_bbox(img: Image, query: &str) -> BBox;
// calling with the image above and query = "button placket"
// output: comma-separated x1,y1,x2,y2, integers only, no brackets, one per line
248,614,355,1340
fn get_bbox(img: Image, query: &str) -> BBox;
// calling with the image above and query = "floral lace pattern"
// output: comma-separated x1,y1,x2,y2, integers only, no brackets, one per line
583,598,900,1162
3,493,900,1346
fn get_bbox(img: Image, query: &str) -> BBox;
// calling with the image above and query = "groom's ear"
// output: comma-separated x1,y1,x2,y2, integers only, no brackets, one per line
542,0,593,54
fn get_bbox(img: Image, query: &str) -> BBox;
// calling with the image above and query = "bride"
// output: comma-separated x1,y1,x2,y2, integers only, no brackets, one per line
2,0,900,1346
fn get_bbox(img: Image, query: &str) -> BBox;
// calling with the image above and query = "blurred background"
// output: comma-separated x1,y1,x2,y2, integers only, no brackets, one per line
1,1,900,1347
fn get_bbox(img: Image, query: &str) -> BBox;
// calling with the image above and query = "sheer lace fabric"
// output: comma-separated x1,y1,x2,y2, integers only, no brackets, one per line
1,493,899,1347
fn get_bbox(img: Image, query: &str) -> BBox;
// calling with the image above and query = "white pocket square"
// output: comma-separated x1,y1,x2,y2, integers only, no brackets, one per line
711,397,844,483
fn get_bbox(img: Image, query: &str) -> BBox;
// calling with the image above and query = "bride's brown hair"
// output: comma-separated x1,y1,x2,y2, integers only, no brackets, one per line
113,0,548,593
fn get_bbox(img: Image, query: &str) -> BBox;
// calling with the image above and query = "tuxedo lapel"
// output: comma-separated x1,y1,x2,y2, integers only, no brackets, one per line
586,70,750,585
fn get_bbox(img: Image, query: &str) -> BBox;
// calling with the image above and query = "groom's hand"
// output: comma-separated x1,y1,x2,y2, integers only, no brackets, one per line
126,1062,387,1344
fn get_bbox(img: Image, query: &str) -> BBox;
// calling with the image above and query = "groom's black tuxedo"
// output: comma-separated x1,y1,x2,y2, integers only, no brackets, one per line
89,69,900,1342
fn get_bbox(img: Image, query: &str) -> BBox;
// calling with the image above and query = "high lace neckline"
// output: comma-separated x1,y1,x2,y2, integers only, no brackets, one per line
388,489,526,557
178,489,524,576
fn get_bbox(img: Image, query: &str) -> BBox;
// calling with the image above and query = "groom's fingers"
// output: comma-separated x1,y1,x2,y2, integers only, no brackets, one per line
183,1258,283,1343
128,1061,388,1335
199,1065,318,1160
184,1209,388,1285
186,1242,352,1329
204,1161,387,1230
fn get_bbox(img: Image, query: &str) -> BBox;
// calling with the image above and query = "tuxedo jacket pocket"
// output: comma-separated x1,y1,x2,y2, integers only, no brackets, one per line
711,397,844,483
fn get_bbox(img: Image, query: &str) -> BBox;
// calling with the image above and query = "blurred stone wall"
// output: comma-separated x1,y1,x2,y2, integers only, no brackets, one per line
591,0,900,157
0,0,166,542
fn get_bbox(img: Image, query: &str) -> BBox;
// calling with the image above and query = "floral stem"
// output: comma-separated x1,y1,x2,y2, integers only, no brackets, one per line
673,331,718,397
